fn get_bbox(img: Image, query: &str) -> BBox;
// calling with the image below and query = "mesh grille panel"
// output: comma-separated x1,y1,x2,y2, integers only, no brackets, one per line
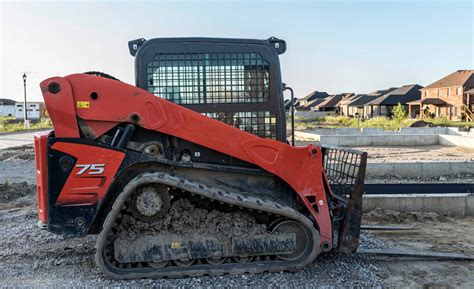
147,53,270,104
204,111,277,139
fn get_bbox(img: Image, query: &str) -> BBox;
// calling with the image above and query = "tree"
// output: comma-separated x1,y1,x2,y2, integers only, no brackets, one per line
392,103,407,122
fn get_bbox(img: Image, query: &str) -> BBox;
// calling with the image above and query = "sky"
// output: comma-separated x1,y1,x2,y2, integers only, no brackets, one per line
1,0,473,102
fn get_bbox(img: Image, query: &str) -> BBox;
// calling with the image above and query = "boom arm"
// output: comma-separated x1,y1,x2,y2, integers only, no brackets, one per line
40,74,334,249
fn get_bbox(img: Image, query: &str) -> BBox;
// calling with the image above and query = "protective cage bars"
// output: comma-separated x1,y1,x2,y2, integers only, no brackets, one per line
321,145,368,198
146,52,270,105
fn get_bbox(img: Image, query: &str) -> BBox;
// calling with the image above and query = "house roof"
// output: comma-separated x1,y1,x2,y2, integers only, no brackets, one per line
366,84,423,106
368,87,398,96
348,95,379,107
299,90,329,102
314,94,345,108
0,98,16,106
422,70,474,89
297,98,327,111
407,98,447,105
339,94,359,105
465,88,474,94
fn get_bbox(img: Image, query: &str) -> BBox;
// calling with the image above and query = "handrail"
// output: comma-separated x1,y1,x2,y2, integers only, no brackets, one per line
461,104,473,122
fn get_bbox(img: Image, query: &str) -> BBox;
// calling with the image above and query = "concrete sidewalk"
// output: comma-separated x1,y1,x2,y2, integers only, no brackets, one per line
0,130,49,149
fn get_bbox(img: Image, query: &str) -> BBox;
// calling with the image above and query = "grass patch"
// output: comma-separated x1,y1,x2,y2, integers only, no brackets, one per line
291,115,473,130
0,117,52,133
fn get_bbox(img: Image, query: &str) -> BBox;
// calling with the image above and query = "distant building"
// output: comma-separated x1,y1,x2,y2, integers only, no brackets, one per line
410,70,474,121
15,102,45,120
313,93,354,113
0,99,16,117
346,95,379,117
297,90,329,107
339,94,364,116
365,84,423,118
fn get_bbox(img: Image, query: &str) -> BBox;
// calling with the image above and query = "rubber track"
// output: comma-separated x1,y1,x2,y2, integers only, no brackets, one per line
95,172,320,279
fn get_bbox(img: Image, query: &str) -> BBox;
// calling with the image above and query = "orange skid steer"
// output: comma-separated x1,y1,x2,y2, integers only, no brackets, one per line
34,37,367,278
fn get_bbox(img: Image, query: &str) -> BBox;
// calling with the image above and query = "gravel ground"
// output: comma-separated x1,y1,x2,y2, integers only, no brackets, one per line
0,146,383,287
0,187,383,287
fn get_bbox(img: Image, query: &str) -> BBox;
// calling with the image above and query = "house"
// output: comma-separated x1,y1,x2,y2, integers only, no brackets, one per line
365,84,423,118
15,102,45,120
346,95,379,117
297,90,329,107
0,99,16,117
338,94,360,116
313,93,353,113
297,97,327,111
408,70,474,121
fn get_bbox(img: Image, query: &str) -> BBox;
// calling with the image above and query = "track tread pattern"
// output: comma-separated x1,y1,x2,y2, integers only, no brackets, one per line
95,172,320,279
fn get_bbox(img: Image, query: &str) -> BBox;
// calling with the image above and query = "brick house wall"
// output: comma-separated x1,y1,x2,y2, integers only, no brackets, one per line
421,86,464,119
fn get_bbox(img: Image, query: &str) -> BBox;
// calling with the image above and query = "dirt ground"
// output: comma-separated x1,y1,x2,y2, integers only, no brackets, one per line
363,209,474,288
1,145,473,287
358,145,474,163
296,141,474,163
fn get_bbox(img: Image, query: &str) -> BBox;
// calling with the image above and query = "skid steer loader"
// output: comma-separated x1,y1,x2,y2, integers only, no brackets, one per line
34,37,367,279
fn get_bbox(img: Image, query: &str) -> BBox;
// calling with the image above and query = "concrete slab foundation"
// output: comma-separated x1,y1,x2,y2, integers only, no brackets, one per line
363,193,474,216
295,127,474,148
366,161,474,178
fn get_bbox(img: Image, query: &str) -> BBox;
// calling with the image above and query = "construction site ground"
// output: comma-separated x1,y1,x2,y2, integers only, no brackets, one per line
296,141,474,163
1,145,473,287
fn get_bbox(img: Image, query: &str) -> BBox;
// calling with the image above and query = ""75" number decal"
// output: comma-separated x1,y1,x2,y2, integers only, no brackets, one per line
76,164,105,175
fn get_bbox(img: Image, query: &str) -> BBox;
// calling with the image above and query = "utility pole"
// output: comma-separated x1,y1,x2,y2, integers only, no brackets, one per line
22,73,30,128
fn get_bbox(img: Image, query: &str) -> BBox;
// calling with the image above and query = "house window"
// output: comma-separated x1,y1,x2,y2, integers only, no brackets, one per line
447,88,450,97
457,87,462,95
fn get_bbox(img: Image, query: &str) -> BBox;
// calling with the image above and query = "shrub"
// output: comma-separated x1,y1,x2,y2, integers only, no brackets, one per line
391,103,407,122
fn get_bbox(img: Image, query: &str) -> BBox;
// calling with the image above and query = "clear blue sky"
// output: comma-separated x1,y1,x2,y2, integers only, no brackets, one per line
1,0,473,102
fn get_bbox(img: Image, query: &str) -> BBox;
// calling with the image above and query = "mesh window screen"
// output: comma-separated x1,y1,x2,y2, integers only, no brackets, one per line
204,111,277,139
147,53,270,104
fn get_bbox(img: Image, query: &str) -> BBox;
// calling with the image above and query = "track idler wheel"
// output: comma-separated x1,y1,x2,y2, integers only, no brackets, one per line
233,256,254,263
148,261,168,269
174,259,195,267
130,185,170,222
206,257,226,265
271,220,310,261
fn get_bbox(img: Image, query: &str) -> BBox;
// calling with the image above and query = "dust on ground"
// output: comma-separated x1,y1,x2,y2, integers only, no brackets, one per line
364,208,474,288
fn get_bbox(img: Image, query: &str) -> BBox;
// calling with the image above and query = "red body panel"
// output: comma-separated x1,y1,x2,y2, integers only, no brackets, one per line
34,131,51,223
51,142,125,206
40,74,334,245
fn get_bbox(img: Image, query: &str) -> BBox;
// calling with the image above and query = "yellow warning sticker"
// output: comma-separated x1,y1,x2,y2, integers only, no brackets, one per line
76,101,90,108
170,242,182,249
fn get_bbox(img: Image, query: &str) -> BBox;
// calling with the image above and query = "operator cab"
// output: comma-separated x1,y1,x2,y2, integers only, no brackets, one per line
128,37,287,142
